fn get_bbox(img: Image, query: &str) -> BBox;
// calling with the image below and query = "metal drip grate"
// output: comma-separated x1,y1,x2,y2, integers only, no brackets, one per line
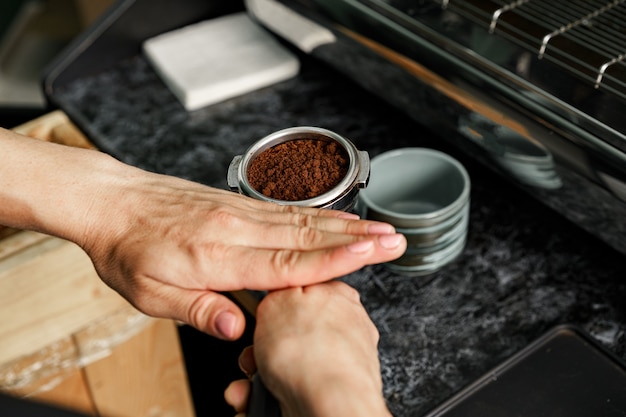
437,0,626,97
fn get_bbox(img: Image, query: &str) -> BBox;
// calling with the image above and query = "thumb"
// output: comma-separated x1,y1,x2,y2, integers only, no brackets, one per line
183,290,247,340
136,283,247,340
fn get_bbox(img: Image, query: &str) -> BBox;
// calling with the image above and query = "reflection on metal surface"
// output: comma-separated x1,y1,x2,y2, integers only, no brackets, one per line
245,0,336,53
249,0,626,256
459,113,561,189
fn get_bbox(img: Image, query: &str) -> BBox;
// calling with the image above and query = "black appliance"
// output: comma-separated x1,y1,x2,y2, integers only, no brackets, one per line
245,0,626,256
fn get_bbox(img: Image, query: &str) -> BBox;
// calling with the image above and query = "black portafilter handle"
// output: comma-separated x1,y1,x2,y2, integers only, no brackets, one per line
247,373,282,417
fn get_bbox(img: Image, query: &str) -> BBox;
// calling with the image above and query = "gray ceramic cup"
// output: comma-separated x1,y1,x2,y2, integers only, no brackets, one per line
359,148,471,275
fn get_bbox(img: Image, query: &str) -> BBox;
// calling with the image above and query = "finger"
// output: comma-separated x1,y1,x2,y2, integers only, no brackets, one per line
128,280,247,340
326,282,379,342
212,233,406,290
198,206,396,251
211,220,394,252
227,192,353,219
198,190,393,235
238,346,257,377
243,210,396,237
246,202,363,229
187,186,351,221
224,379,251,413
297,282,379,343
320,280,362,303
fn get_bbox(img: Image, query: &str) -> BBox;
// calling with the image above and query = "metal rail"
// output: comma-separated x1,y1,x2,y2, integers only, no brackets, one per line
434,0,626,95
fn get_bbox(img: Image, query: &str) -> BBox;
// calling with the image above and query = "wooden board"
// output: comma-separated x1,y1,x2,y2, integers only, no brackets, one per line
0,235,130,365
83,319,195,417
0,111,195,417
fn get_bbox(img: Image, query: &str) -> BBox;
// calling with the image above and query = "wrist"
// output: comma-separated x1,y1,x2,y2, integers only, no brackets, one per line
0,131,131,244
268,363,391,417
288,375,391,417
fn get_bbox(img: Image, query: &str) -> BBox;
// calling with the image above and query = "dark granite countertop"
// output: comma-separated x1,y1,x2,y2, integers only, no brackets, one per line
54,53,625,417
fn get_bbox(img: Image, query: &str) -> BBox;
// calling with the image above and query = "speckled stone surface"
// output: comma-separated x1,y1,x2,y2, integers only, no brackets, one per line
54,54,625,417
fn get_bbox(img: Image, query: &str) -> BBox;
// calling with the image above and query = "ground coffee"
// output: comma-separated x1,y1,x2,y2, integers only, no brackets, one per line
247,139,350,201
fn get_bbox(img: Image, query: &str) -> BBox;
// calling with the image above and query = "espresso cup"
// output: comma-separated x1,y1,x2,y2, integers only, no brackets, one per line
359,148,471,275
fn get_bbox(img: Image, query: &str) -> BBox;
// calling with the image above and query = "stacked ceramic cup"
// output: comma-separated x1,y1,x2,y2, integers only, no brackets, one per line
359,148,471,276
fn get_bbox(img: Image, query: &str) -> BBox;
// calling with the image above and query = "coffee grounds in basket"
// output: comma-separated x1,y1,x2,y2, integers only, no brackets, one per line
247,139,349,201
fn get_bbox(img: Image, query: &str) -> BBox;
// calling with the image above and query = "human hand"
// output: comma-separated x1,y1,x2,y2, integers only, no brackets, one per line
0,132,405,340
225,281,392,417
82,168,405,340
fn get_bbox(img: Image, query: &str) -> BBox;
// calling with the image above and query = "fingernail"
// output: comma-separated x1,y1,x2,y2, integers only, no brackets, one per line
379,233,404,249
337,212,360,220
216,311,237,339
346,239,374,253
238,347,255,377
367,222,396,234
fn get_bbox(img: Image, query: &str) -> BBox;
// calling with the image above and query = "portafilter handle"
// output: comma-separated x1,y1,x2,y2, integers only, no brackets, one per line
248,373,281,417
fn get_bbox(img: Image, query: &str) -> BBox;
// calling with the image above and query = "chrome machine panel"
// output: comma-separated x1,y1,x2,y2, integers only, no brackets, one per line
246,0,626,256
